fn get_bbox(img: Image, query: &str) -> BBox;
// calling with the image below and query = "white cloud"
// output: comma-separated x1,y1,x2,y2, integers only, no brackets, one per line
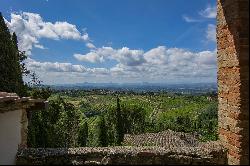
26,58,87,73
183,4,216,23
4,12,91,55
199,5,216,19
74,52,105,63
88,68,109,75
182,5,216,43
114,47,145,66
144,46,169,64
86,42,96,49
195,51,216,65
206,24,216,42
25,44,217,84
75,45,216,66
34,44,47,49
24,58,115,84
74,47,145,66
71,45,217,83
182,15,201,23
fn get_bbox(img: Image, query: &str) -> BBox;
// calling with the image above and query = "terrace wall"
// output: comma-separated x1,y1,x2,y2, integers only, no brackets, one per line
16,143,227,165
0,109,22,165
0,92,47,165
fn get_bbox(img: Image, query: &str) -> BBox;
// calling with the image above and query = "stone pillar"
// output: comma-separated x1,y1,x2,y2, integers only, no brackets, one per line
217,0,249,165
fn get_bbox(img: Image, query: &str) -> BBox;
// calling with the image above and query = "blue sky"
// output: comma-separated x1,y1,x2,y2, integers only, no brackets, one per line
1,0,217,84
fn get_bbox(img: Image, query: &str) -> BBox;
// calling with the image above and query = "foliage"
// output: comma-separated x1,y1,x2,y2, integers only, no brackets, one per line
0,12,27,96
29,87,53,100
27,96,82,148
196,103,218,141
78,122,88,147
28,90,218,148
155,97,218,141
121,102,146,134
97,116,108,147
115,97,124,145
0,12,42,96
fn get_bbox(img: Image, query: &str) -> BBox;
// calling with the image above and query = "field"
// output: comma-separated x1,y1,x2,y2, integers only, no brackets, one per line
46,90,218,147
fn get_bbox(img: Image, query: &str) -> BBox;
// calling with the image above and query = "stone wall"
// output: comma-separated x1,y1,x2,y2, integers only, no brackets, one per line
0,109,22,165
217,0,249,165
16,130,228,165
0,92,47,165
16,142,227,165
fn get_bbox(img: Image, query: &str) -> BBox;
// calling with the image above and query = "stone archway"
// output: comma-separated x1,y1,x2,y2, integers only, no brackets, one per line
217,0,249,165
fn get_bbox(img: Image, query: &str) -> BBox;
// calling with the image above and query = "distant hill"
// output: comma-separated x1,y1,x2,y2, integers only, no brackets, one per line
43,82,217,94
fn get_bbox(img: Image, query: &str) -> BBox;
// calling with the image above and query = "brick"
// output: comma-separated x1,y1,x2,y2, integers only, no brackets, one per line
217,67,240,81
228,148,242,160
228,154,240,165
218,127,249,151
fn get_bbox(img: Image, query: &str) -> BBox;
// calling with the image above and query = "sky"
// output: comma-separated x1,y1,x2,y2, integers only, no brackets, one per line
1,0,217,85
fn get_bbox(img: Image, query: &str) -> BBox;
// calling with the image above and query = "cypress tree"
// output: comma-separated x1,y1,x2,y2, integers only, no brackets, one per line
115,97,124,145
98,116,108,147
12,32,28,96
12,33,28,73
78,122,88,147
0,12,27,96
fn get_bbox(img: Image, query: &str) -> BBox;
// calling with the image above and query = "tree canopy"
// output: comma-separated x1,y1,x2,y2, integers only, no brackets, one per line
0,12,28,96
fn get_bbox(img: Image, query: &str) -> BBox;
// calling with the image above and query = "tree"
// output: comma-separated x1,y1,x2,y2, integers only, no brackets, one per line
122,104,146,134
0,12,26,96
27,97,64,148
12,32,29,75
0,13,21,93
27,96,82,148
115,97,124,145
0,12,41,96
62,101,81,148
30,87,52,100
97,116,108,147
78,122,88,147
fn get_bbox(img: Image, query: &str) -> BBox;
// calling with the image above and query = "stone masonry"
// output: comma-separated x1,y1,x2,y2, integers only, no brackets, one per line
16,130,228,165
0,92,47,164
16,143,227,165
0,92,48,148
217,0,249,165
